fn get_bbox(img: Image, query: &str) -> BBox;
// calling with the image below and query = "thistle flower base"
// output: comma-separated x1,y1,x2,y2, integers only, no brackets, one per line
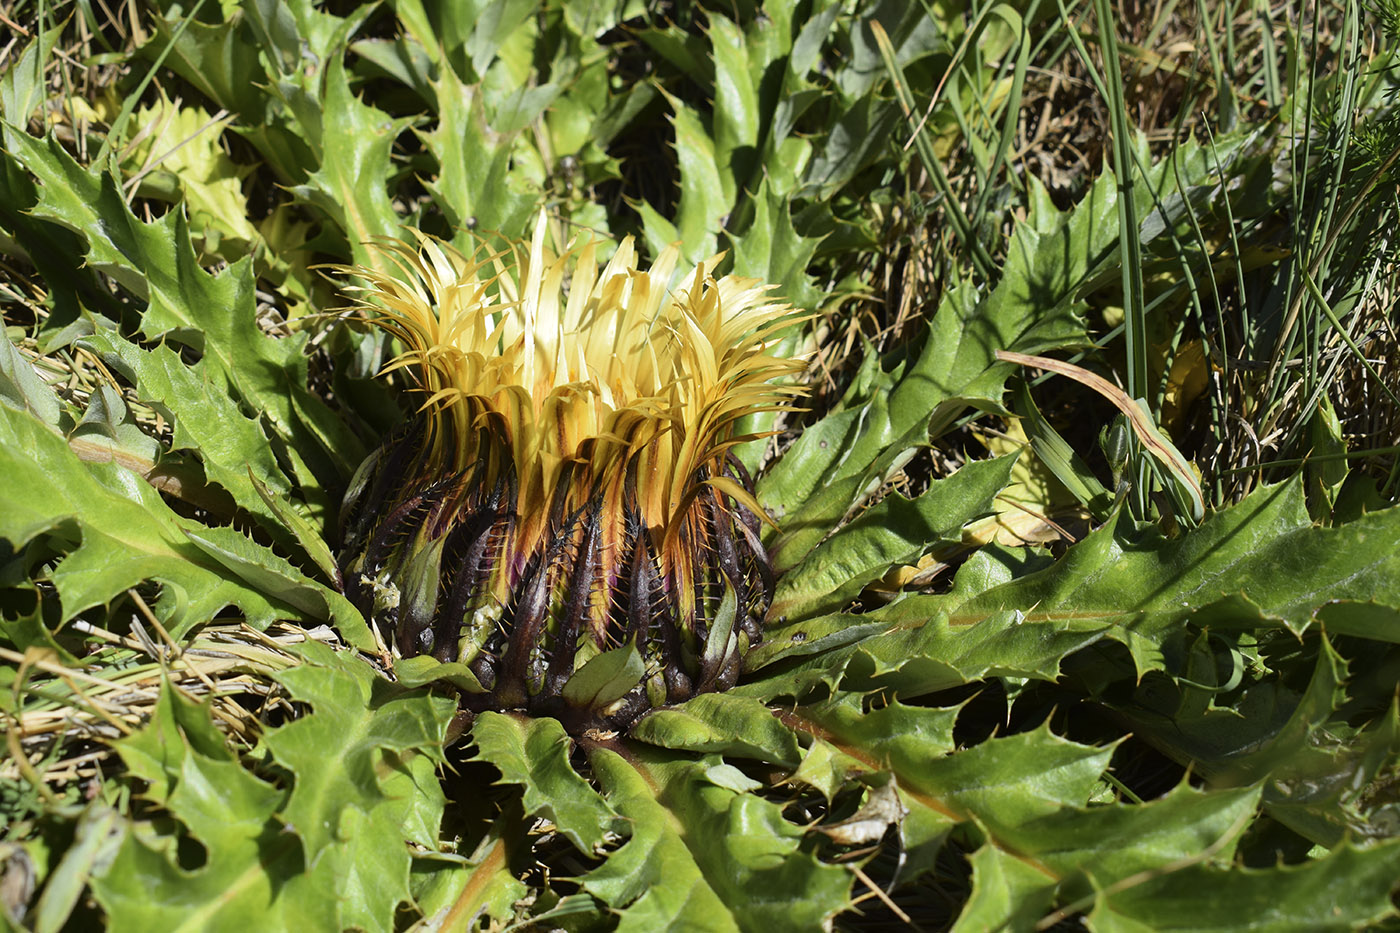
340,423,775,733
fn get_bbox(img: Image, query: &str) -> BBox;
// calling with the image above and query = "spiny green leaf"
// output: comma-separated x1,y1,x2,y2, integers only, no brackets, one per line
410,823,527,929
120,102,258,255
584,746,739,932
562,641,646,712
262,641,454,930
656,92,726,264
94,681,335,933
852,721,1108,828
741,595,1105,703
772,453,1016,620
709,14,757,207
29,803,123,933
788,737,869,802
141,8,315,183
948,476,1400,653
246,472,341,586
1006,783,1260,898
751,479,1400,701
4,132,363,492
727,179,825,312
68,386,161,475
587,744,851,933
952,843,1057,933
0,403,295,634
0,149,116,349
1089,839,1400,931
1122,638,1400,848
0,328,60,426
81,332,302,544
422,69,539,247
470,711,622,854
630,693,802,768
290,55,408,273
181,527,367,647
761,169,1114,558
783,714,1247,917
263,640,452,856
93,660,452,933
784,695,963,873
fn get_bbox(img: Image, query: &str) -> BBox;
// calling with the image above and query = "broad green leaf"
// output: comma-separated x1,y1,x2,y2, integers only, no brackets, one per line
658,93,726,263
1002,783,1260,901
81,333,298,538
262,641,454,930
470,711,622,854
1089,839,1400,931
772,453,1016,620
584,746,739,932
121,101,258,255
410,823,527,930
758,357,897,529
67,386,162,476
422,69,539,247
952,843,1056,933
0,404,297,635
263,641,452,853
94,661,451,933
761,169,1112,559
750,478,1400,700
709,15,758,207
94,681,336,933
393,654,487,693
588,745,851,933
0,328,60,426
562,641,646,711
182,527,367,646
764,409,926,573
142,8,316,183
290,56,407,273
727,179,825,311
1121,638,1400,848
29,803,122,933
631,693,803,767
4,132,363,492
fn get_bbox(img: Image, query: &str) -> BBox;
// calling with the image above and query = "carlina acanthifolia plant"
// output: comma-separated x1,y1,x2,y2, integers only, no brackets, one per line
336,214,806,733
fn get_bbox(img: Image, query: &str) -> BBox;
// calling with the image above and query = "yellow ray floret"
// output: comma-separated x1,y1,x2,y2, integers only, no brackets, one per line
340,214,806,559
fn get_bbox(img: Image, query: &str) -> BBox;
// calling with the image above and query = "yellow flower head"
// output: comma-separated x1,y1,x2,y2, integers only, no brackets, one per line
338,215,805,730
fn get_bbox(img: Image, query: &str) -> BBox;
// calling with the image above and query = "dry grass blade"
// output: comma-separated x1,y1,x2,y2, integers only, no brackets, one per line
1,623,345,794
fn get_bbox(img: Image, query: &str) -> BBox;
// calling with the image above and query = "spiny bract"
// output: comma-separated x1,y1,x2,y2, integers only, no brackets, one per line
337,215,805,732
